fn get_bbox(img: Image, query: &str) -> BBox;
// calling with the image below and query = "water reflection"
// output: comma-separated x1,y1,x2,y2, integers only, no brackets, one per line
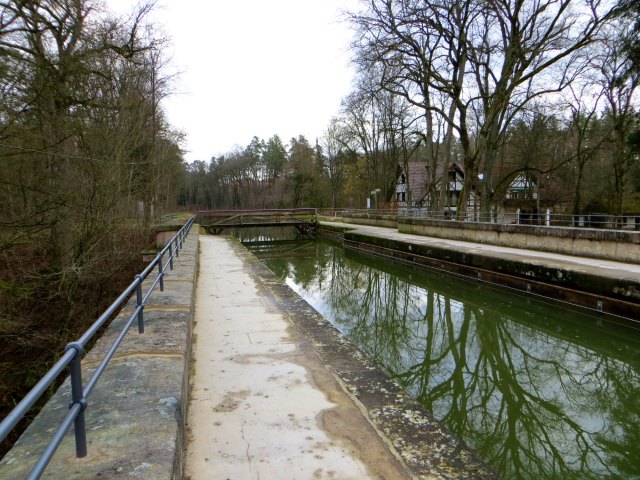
247,236,640,480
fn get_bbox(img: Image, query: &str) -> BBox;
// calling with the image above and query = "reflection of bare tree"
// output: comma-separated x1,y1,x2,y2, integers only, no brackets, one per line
257,239,640,480
596,366,640,478
330,262,414,368
466,307,612,478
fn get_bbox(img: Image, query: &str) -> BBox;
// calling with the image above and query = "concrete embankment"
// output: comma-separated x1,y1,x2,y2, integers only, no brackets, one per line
400,217,640,264
320,221,640,324
0,227,199,479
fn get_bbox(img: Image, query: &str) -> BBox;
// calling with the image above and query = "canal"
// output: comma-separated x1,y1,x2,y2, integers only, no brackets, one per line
237,229,640,480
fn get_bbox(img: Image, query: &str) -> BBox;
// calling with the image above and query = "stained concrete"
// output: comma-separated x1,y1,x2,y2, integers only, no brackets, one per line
338,212,640,263
400,217,640,263
185,236,497,480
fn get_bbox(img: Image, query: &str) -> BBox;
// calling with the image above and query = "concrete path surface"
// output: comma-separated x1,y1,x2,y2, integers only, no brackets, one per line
184,236,413,479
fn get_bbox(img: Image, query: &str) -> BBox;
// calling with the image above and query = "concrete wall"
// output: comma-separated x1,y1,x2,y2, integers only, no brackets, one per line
343,213,398,229
0,227,199,479
155,224,184,248
399,218,640,264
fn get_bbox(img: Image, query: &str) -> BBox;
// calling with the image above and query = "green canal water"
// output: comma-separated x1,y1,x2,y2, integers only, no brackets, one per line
239,230,640,480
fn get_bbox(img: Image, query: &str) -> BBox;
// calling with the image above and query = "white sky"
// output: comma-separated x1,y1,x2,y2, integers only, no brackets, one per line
106,0,358,162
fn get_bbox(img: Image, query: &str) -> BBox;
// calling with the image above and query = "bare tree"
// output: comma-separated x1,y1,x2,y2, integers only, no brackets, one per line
350,0,614,218
337,70,419,207
322,119,347,209
593,21,640,215
350,0,473,211
0,1,183,433
565,85,606,215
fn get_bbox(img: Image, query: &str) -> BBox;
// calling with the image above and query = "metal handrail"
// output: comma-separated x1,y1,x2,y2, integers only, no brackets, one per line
197,208,318,217
0,216,196,479
324,208,640,230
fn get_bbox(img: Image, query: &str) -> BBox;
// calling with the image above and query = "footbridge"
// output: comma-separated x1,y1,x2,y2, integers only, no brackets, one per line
198,208,318,237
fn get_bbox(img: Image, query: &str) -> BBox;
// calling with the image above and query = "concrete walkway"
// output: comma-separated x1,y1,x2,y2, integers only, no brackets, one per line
184,236,410,479
184,236,497,480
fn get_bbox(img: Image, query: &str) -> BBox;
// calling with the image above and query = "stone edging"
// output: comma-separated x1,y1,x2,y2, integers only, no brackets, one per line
405,217,640,264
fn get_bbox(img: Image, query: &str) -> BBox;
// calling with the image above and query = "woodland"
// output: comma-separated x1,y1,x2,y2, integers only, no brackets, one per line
0,0,183,451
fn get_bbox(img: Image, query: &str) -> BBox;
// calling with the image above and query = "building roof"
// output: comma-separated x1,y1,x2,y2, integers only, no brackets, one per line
401,162,429,204
398,162,466,203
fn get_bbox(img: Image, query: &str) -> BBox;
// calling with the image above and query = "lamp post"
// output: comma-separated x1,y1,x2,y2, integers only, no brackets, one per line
370,188,381,210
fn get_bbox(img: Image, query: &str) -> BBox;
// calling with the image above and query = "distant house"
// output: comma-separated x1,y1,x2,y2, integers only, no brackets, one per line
505,173,538,202
395,162,476,215
395,160,575,222
501,173,540,223
499,172,571,224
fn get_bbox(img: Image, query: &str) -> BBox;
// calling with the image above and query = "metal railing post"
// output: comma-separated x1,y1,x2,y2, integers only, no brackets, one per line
135,275,144,333
158,256,164,292
64,342,87,458
168,244,174,270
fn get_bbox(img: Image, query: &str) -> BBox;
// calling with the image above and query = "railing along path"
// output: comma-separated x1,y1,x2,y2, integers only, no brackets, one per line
0,216,196,480
320,208,640,230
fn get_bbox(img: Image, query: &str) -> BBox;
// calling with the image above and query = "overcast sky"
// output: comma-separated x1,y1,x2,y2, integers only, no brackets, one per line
106,0,358,162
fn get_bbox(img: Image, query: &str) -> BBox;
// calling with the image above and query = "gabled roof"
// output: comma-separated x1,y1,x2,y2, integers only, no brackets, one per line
399,162,429,203
398,162,466,202
508,173,536,191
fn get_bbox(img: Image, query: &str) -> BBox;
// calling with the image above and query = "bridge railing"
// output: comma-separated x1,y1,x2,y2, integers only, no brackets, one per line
198,208,317,220
0,216,196,479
